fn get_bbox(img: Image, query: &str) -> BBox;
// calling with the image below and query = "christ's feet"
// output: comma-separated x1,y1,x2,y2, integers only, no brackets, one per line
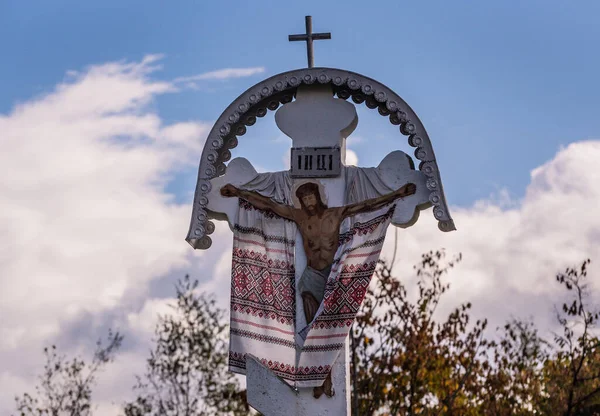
313,372,334,398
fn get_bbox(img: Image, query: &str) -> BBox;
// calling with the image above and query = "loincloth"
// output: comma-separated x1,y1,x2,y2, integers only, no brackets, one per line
297,265,332,304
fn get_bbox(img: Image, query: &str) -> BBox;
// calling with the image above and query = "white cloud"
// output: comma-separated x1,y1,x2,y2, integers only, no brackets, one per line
126,298,173,337
346,148,359,166
174,67,265,84
282,148,291,170
346,135,363,146
379,140,600,336
0,55,213,415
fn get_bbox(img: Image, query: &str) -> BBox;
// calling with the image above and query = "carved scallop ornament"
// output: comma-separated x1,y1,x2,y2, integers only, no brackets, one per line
186,68,455,249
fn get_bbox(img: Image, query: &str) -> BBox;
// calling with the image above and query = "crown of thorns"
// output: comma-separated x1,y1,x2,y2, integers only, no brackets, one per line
295,182,320,200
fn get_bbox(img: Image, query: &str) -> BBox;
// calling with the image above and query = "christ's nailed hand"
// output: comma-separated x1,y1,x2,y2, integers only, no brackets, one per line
220,184,239,197
399,183,417,197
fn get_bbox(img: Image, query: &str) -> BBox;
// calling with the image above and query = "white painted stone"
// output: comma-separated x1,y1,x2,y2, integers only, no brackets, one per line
247,344,350,416
205,157,258,229
206,85,425,416
376,151,431,226
275,84,358,149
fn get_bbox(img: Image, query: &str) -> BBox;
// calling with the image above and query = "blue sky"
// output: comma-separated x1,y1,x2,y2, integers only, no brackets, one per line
3,0,599,206
1,1,600,414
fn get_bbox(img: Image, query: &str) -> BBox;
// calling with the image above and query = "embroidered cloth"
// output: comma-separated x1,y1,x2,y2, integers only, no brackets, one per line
228,167,399,387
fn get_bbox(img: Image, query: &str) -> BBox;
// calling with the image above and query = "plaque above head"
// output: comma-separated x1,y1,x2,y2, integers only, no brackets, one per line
290,146,341,178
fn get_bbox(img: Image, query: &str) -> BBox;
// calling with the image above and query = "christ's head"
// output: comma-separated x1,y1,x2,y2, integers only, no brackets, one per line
296,182,326,215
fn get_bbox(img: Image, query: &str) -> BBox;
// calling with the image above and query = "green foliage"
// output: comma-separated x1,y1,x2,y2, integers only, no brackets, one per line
123,275,248,416
352,250,488,415
14,330,123,416
14,256,600,416
542,259,600,416
352,252,600,416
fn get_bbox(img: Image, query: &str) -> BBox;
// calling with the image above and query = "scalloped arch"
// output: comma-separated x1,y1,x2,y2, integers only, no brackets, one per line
186,67,455,249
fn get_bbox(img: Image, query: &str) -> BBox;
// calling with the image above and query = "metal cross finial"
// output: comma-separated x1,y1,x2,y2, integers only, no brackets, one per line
288,16,331,68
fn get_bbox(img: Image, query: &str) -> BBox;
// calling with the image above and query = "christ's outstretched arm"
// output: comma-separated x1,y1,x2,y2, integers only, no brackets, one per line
341,183,416,219
220,184,296,221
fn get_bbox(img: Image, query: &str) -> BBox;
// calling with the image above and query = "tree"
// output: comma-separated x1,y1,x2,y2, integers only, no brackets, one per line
14,330,123,416
475,259,600,415
352,253,600,415
541,259,600,416
14,257,600,415
476,318,549,415
123,275,248,416
352,250,490,415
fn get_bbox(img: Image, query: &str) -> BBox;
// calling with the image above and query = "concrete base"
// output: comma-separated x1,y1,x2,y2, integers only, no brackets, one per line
246,341,351,416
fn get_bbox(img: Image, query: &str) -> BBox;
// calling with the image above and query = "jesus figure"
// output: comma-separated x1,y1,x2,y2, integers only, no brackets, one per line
220,181,416,397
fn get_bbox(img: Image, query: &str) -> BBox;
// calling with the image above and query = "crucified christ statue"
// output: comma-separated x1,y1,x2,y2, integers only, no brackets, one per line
220,181,416,397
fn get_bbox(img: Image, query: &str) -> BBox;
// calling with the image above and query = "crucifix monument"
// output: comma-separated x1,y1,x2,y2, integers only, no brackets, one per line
186,15,455,416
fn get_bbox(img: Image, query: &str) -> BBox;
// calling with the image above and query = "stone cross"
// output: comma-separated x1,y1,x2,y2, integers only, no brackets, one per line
288,16,331,68
206,84,431,415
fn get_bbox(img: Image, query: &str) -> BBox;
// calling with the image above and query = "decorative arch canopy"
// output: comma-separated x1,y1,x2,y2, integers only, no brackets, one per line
187,67,455,249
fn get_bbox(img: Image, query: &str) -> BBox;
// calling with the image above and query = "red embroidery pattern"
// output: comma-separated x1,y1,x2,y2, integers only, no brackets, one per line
230,328,296,349
231,248,296,325
338,205,395,245
229,351,332,383
238,199,294,221
321,261,377,316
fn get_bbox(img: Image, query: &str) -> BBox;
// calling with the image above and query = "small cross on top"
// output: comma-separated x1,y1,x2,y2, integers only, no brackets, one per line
288,16,331,68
